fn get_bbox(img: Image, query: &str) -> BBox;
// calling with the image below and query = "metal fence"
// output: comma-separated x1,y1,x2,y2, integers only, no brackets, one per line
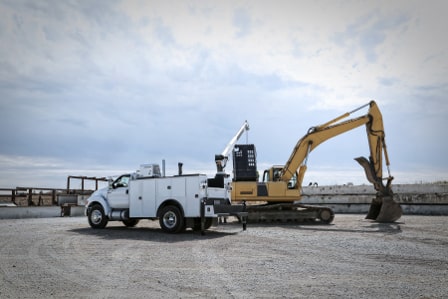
0,176,108,206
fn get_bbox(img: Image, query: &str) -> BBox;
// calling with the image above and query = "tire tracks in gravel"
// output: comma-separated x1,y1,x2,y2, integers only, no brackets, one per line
190,239,239,298
57,228,184,298
0,223,91,298
27,233,99,297
0,238,33,298
2,215,447,298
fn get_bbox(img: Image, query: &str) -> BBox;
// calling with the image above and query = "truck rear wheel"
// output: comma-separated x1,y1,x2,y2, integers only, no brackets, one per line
159,205,184,233
88,204,108,229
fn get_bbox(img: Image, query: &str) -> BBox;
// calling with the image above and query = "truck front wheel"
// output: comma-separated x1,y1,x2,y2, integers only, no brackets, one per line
88,204,108,229
159,205,184,233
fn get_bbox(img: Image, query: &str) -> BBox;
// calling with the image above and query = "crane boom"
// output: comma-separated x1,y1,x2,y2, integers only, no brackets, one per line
215,121,250,172
221,120,250,158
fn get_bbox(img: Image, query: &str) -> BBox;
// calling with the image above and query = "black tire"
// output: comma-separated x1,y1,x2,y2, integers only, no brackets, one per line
88,204,108,229
159,205,184,233
122,219,139,227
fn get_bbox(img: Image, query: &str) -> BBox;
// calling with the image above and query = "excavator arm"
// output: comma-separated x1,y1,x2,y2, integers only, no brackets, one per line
280,101,401,222
281,101,389,190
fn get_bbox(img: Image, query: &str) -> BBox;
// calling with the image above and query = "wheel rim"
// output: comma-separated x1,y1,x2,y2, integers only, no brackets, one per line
91,209,103,225
321,210,330,221
162,211,177,229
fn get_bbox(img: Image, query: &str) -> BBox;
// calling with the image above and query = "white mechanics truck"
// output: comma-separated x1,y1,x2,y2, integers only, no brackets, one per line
85,164,247,233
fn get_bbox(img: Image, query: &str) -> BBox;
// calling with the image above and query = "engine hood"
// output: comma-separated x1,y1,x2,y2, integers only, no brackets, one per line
86,186,109,203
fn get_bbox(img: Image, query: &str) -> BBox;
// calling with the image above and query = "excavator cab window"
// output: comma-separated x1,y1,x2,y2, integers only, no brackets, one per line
273,169,281,181
288,173,298,189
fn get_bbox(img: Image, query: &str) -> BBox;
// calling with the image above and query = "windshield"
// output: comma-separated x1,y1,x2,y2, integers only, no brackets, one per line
112,175,130,188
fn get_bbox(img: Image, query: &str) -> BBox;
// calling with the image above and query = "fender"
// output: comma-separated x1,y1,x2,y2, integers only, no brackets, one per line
157,199,184,217
85,189,112,217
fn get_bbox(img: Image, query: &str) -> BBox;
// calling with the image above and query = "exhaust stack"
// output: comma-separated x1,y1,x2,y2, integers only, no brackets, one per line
178,162,183,176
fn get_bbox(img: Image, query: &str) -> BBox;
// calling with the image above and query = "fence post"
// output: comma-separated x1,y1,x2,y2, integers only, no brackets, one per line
11,189,16,205
27,189,33,206
52,190,57,205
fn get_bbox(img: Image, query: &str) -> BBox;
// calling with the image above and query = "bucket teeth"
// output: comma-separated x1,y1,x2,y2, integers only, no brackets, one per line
366,196,402,222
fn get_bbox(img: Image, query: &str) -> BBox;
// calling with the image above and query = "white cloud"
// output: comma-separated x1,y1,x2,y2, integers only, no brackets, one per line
0,0,447,188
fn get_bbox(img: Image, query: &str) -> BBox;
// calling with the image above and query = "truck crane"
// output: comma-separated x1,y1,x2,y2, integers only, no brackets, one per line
215,120,250,173
230,101,402,223
207,121,250,190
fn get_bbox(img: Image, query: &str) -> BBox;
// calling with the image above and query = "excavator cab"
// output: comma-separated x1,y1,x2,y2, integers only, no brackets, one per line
262,167,298,189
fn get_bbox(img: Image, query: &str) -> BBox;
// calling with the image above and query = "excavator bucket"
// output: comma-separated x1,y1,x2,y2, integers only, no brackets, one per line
366,195,402,222
355,157,402,222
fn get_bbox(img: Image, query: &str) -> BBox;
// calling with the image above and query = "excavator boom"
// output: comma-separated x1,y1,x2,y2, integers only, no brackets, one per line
279,101,401,222
281,102,385,185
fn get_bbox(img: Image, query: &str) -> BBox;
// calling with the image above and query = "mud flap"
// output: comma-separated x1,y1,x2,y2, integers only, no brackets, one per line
366,196,402,222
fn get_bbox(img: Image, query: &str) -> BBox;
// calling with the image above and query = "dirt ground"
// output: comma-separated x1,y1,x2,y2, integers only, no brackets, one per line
0,214,446,298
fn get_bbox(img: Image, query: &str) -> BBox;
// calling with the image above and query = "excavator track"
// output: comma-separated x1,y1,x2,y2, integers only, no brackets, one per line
244,203,335,224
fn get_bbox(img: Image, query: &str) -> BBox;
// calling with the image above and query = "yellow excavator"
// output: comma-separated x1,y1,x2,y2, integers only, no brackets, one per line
226,101,402,223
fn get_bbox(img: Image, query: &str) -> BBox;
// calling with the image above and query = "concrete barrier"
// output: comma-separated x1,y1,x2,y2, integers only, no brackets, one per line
0,206,85,219
0,194,90,219
301,183,448,215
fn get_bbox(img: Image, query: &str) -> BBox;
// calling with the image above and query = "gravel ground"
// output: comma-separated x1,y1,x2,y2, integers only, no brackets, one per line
0,214,447,298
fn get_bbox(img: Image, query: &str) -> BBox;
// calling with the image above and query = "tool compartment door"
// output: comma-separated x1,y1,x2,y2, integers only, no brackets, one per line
129,179,156,217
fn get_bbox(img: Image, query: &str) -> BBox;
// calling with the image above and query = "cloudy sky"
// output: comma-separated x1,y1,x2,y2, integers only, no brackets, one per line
1,0,447,189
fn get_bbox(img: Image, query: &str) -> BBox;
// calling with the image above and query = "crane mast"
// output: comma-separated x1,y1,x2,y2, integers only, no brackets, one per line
215,120,250,173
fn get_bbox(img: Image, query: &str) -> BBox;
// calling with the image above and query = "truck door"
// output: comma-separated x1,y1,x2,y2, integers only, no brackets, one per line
107,174,130,209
